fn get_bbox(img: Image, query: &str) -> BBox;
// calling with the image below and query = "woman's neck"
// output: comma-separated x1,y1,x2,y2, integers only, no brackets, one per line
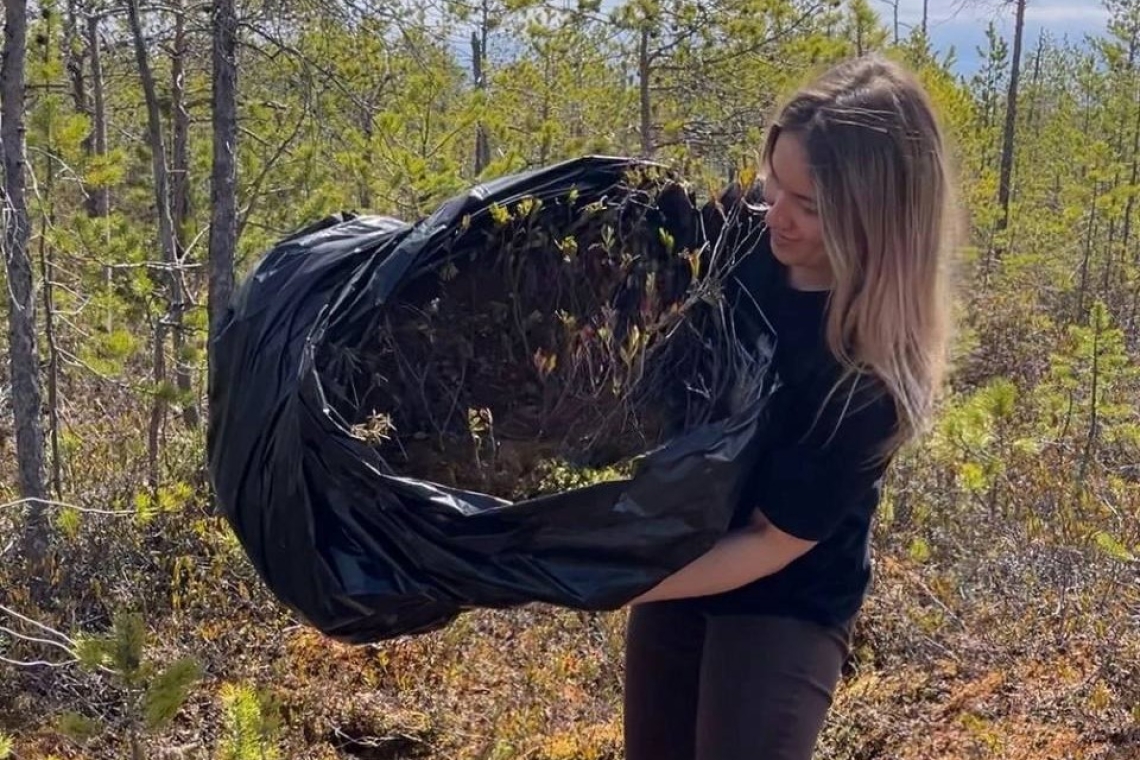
786,262,833,292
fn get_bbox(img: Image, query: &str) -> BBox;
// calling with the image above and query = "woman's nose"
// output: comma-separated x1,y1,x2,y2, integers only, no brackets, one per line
766,193,789,230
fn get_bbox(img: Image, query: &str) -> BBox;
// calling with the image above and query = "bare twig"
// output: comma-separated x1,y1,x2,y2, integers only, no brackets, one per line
0,625,77,658
0,603,77,645
237,99,311,240
0,498,132,517
0,654,78,668
96,260,204,272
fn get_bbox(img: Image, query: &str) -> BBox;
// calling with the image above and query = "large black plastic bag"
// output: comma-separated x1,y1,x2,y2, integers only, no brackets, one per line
208,156,775,644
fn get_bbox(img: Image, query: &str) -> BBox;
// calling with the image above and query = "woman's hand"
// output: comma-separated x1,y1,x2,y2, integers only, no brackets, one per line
628,509,817,606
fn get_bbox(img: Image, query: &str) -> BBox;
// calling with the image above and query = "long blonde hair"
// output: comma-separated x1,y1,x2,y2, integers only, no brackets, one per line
761,54,958,451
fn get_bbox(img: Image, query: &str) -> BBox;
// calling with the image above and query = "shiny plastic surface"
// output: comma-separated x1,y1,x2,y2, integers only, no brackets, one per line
207,156,774,643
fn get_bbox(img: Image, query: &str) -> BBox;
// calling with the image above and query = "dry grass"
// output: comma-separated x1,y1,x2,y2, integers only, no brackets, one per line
1,346,1138,760
2,509,1136,760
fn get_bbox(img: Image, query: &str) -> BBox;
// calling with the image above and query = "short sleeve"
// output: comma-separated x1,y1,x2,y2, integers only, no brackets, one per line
750,375,899,543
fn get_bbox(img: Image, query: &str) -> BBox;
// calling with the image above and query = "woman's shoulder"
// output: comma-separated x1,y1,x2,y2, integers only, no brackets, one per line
841,371,898,426
808,369,899,460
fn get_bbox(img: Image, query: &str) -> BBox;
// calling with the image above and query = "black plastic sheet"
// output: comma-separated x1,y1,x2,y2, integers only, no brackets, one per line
207,156,775,644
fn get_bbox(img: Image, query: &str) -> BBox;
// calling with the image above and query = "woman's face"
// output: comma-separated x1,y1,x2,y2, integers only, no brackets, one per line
762,131,832,289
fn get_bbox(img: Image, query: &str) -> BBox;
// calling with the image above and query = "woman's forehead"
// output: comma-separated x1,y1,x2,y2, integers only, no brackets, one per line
770,133,816,198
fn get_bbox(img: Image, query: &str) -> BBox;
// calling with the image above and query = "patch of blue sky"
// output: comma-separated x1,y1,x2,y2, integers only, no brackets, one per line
881,0,1109,74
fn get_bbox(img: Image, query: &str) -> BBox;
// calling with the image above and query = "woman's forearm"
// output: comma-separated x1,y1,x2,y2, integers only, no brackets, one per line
628,512,816,605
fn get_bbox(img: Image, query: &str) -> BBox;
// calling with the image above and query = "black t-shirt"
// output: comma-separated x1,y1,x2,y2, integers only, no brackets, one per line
697,227,899,628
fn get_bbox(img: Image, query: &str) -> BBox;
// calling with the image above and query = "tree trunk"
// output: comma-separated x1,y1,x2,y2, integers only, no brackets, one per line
1103,217,1116,296
638,26,652,157
39,214,62,498
1119,13,1140,271
3,0,48,549
540,52,552,165
147,319,167,491
1077,182,1100,317
1025,31,1044,133
1122,79,1140,253
997,0,1027,238
209,0,237,400
126,0,180,489
86,12,109,218
1076,308,1102,493
86,10,111,333
39,6,63,497
171,0,198,429
1127,265,1140,340
359,98,374,210
64,0,90,158
471,25,490,174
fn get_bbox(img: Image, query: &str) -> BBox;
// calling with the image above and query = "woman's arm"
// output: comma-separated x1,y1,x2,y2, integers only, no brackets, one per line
628,510,817,605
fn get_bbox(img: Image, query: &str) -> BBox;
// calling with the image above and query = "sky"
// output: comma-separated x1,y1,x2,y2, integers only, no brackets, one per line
885,0,1112,74
468,0,1113,79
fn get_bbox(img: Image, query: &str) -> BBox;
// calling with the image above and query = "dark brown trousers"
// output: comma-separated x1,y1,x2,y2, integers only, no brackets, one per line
623,600,853,760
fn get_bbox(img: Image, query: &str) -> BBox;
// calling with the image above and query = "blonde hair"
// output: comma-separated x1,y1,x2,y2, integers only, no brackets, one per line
761,54,958,452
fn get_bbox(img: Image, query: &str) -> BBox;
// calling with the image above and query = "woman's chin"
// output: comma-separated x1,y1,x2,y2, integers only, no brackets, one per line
770,236,797,264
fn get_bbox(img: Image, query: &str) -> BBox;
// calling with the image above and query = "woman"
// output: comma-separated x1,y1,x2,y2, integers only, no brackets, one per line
623,54,957,759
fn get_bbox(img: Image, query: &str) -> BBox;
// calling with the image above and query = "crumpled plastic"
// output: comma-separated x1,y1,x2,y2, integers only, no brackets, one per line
207,155,775,644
